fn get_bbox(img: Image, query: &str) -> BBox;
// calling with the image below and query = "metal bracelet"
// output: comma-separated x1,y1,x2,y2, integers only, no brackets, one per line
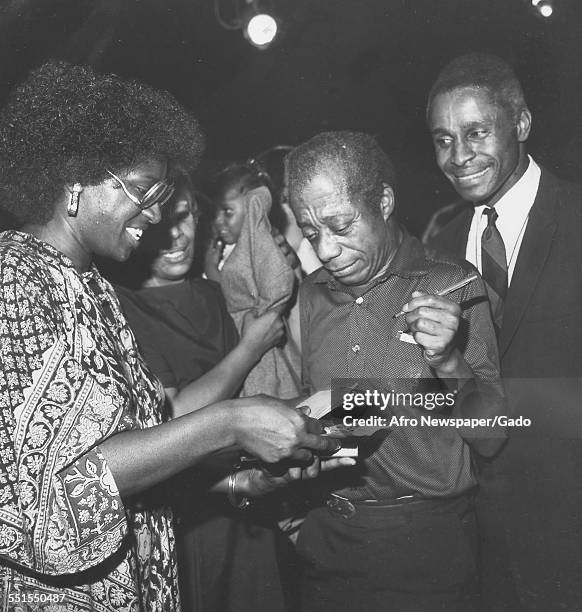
227,471,252,510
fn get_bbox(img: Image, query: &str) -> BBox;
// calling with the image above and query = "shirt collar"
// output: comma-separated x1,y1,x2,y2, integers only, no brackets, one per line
474,155,540,221
313,228,430,293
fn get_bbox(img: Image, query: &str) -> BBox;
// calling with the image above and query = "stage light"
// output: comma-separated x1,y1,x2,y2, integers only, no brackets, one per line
538,2,553,17
245,12,278,48
214,0,279,49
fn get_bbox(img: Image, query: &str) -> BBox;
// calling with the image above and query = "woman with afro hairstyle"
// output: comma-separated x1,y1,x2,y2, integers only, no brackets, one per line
0,61,341,610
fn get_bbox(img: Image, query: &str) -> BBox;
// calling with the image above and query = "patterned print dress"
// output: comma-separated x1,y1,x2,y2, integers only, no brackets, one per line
0,231,180,611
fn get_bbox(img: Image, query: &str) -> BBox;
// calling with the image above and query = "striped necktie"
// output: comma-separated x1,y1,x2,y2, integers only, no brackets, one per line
481,206,508,332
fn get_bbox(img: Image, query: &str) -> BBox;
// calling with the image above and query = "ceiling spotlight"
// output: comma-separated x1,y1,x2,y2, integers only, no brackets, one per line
531,0,542,5
214,0,279,49
538,2,553,17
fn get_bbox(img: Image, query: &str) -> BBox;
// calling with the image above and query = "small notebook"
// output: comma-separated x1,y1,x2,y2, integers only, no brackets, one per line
295,389,333,419
296,390,360,458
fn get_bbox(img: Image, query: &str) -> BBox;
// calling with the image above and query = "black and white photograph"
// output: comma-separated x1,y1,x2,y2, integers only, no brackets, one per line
1,1,582,610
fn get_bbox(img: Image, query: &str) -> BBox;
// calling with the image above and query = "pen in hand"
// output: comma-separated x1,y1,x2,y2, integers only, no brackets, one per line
392,273,479,319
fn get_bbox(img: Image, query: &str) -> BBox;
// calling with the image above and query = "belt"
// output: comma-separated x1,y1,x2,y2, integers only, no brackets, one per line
326,493,468,519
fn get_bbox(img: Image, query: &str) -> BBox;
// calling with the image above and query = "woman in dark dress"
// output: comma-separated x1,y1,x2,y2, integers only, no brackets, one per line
114,171,282,416
113,172,354,611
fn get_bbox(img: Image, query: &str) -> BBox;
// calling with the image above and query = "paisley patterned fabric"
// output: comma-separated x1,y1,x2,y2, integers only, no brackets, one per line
0,231,180,611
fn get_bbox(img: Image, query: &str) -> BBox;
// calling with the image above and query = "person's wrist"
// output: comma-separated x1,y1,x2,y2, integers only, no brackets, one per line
234,468,252,495
230,398,255,448
244,468,276,496
237,337,265,366
215,400,239,447
425,347,457,374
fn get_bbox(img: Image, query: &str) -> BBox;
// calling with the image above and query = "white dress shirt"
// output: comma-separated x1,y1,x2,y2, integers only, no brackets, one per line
465,156,541,286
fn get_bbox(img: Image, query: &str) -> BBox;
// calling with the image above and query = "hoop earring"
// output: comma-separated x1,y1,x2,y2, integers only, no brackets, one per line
67,183,82,217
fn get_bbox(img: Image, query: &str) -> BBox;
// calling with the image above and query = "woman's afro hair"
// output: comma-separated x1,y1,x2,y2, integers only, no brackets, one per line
0,60,205,225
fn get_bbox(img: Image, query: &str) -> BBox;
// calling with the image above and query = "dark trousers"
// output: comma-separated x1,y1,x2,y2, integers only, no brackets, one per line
176,503,288,612
476,437,582,611
296,495,478,612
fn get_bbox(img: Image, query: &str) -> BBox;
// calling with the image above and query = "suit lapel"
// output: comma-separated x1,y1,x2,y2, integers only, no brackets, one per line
451,208,473,259
431,202,473,258
499,169,559,356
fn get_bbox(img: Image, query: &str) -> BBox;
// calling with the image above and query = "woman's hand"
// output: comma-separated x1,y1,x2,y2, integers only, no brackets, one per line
238,455,356,496
240,309,285,360
272,228,300,270
204,237,223,282
232,396,341,463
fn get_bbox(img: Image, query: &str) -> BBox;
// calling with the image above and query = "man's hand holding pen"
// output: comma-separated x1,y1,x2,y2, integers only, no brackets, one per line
403,291,461,370
393,274,478,373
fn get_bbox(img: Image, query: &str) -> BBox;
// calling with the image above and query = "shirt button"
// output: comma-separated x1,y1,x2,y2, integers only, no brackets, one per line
355,297,364,305
352,344,361,353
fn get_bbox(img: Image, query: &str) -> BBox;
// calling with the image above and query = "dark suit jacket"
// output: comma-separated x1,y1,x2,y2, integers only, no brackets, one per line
430,167,582,611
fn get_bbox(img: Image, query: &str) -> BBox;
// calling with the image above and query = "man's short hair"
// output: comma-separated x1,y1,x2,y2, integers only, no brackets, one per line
427,53,527,122
285,131,395,218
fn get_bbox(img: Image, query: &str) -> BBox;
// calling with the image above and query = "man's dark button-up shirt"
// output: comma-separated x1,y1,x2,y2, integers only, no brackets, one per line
300,231,502,501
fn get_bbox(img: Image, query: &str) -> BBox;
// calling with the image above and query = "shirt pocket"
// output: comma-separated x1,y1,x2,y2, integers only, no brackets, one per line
379,336,427,379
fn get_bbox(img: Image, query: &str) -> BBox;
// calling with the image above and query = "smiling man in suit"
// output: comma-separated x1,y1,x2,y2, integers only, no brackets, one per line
428,53,582,610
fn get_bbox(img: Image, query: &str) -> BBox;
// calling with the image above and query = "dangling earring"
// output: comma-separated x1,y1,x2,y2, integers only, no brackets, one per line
67,183,82,217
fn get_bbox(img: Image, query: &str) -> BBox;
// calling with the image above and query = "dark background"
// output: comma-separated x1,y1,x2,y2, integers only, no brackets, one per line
1,0,581,235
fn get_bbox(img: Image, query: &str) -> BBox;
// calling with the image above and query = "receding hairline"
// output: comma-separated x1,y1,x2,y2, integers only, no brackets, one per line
290,162,348,196
286,131,395,202
426,53,528,122
428,84,506,119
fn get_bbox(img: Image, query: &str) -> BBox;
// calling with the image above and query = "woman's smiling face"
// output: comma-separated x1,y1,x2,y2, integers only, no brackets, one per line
146,184,197,286
71,159,168,267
